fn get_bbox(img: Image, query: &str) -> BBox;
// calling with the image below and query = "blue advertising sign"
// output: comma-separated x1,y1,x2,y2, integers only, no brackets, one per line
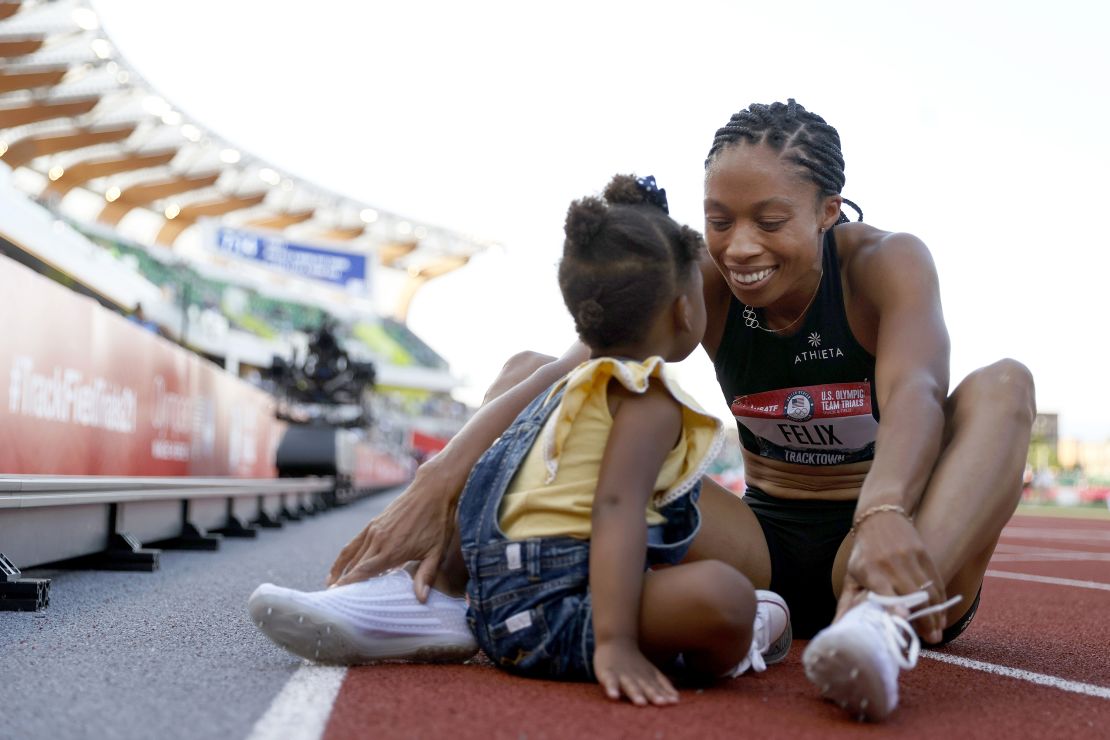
214,226,367,288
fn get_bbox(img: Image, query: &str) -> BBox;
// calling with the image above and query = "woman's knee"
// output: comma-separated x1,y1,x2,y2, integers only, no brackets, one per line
482,350,558,405
952,358,1036,424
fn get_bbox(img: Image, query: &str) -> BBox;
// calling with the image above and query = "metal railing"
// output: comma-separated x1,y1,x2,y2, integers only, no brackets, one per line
0,474,348,611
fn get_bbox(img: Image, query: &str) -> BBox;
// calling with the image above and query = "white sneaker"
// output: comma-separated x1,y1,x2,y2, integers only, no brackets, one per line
802,590,960,721
248,569,478,665
731,589,792,676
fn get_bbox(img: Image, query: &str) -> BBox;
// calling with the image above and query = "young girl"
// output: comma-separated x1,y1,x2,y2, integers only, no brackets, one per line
456,174,789,705
251,174,790,706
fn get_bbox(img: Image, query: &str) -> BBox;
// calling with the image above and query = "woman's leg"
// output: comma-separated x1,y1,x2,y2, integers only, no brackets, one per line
831,358,1036,628
915,358,1036,623
681,476,773,590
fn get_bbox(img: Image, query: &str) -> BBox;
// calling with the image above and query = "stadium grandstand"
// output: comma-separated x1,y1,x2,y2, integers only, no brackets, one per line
0,0,481,605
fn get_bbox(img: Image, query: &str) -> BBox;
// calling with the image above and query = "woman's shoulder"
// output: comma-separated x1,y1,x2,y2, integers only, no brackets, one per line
833,222,937,292
832,222,943,356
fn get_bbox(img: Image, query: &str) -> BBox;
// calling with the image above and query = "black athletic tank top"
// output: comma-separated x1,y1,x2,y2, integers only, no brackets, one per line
713,229,879,466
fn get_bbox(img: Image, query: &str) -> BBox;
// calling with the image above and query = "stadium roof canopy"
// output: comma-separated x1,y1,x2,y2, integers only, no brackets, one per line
0,0,488,291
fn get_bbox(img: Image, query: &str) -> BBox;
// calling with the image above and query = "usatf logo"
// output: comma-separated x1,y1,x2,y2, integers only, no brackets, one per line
808,332,821,347
784,390,815,422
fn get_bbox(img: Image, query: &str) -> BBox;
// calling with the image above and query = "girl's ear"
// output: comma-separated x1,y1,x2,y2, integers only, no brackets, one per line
673,293,693,333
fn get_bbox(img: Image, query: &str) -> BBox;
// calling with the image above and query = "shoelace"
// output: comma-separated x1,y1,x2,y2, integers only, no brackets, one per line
744,607,770,673
859,589,962,670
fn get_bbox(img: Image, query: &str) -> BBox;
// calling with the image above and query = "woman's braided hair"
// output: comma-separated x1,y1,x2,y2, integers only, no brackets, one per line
559,174,704,350
705,99,863,224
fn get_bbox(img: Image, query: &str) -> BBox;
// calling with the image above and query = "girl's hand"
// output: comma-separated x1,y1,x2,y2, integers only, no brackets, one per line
843,510,947,644
593,640,679,707
326,461,457,600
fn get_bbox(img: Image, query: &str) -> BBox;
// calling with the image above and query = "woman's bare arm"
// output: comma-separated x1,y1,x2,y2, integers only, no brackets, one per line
328,341,590,597
842,230,952,641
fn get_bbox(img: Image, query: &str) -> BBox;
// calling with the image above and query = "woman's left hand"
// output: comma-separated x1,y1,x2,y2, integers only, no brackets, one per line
840,510,947,644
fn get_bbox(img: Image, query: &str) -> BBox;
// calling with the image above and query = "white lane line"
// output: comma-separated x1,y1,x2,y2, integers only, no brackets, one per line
1002,527,1110,543
991,549,1110,563
994,548,1110,563
985,569,1110,592
922,651,1110,700
246,664,347,740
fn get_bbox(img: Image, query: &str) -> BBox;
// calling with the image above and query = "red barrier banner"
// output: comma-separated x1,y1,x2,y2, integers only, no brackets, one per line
409,429,449,456
1,256,284,477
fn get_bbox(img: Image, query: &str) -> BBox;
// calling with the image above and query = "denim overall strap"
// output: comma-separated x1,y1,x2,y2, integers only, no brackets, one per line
457,382,566,559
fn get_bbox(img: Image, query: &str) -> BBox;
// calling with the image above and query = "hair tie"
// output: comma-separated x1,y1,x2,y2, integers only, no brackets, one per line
635,175,669,214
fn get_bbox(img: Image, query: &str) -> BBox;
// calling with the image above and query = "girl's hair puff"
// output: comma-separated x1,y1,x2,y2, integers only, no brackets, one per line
559,174,703,350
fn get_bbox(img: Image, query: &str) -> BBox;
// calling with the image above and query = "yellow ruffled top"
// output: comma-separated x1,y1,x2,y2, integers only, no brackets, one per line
497,356,723,540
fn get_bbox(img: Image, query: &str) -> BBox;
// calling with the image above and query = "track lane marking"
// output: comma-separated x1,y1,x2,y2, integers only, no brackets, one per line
1002,526,1110,543
991,543,1110,562
922,651,1110,700
985,569,1110,591
995,542,1110,558
246,664,347,740
991,549,1110,563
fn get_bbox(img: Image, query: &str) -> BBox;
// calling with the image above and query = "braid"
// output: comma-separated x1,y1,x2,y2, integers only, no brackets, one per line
705,99,863,222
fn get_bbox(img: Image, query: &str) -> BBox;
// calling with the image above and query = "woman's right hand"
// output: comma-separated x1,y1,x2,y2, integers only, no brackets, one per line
326,460,460,600
841,509,948,643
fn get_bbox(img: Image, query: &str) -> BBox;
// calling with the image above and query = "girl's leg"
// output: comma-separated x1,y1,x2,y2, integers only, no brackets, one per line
636,560,757,676
681,476,773,590
831,358,1036,628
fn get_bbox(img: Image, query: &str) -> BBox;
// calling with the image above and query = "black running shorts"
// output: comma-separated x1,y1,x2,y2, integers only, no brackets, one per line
743,486,981,643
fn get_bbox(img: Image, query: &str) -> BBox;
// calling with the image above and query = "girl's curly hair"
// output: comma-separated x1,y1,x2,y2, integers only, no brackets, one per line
559,174,704,349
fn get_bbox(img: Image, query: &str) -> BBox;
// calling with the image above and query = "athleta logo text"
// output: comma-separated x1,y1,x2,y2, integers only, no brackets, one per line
795,347,844,364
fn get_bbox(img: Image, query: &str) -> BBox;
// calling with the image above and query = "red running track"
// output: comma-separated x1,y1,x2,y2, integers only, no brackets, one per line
288,512,1110,739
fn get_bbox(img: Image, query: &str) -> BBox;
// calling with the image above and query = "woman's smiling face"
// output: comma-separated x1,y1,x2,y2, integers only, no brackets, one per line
703,143,840,311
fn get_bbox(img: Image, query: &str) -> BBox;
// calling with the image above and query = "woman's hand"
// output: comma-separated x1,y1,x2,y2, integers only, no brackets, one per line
326,461,458,600
593,639,679,707
841,509,947,644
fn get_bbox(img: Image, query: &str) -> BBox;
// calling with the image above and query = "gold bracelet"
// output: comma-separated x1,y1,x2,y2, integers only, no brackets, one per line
850,504,909,535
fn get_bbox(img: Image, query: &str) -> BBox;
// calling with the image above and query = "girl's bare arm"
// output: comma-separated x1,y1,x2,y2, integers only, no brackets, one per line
590,380,682,705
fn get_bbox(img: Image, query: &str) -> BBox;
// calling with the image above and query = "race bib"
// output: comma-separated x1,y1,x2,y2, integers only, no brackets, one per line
730,382,877,466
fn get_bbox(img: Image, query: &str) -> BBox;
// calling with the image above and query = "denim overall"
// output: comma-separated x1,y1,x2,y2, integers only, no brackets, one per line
458,382,703,680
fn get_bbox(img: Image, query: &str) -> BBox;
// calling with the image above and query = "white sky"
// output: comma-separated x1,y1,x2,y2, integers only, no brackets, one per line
93,0,1110,440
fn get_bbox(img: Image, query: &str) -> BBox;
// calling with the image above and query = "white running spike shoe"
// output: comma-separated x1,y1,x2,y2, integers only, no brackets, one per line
802,590,961,721
248,569,478,665
731,589,792,676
